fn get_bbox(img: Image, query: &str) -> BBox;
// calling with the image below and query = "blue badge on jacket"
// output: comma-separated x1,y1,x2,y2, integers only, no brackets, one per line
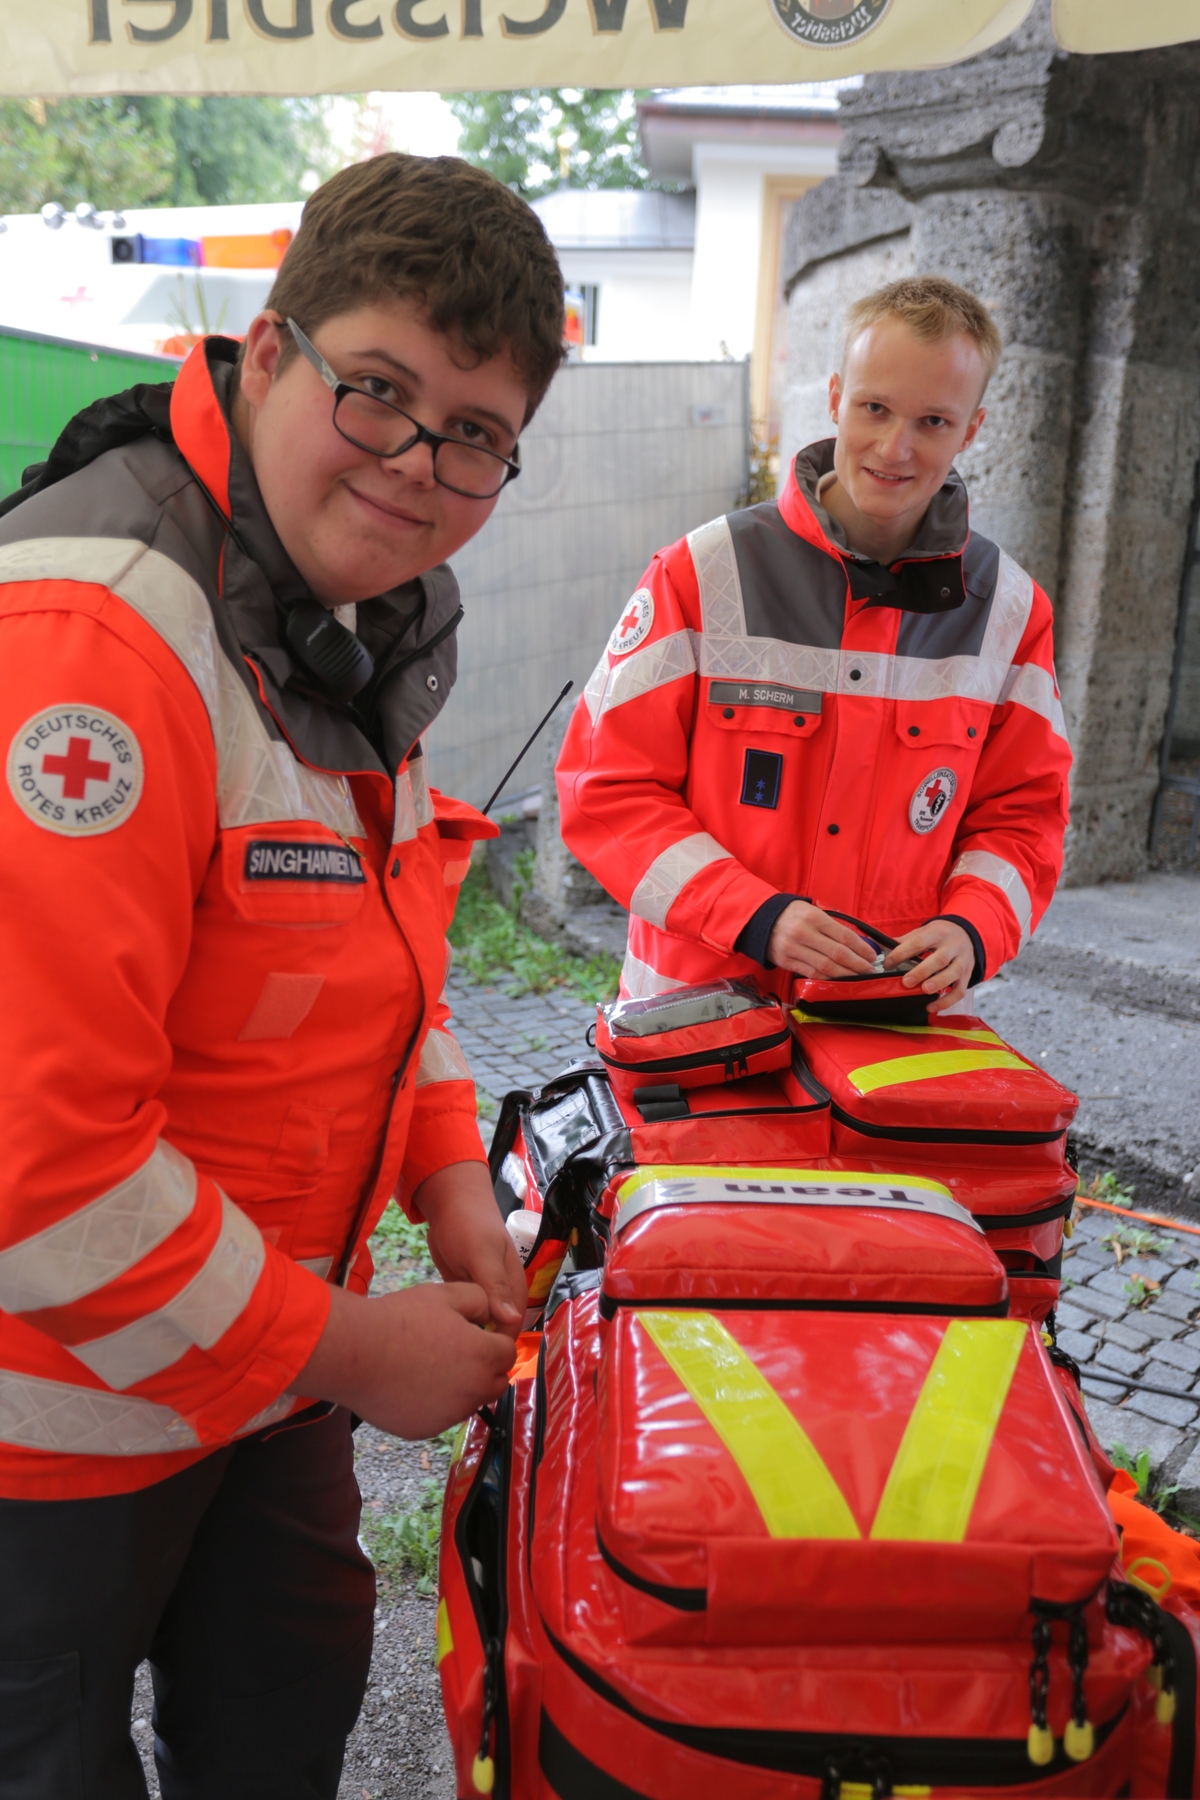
740,749,782,810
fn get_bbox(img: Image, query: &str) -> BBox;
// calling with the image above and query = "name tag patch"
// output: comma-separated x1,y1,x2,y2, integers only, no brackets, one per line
244,841,366,883
710,681,821,714
741,748,783,810
6,705,143,837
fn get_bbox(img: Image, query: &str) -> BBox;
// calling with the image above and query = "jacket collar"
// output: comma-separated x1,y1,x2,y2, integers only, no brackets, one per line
779,438,970,614
169,337,462,777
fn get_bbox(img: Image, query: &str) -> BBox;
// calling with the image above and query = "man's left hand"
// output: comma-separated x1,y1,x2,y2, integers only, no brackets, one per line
413,1161,527,1340
883,920,976,1014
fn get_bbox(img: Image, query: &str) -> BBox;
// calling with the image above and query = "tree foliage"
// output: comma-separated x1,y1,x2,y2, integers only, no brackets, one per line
444,89,653,198
0,97,334,216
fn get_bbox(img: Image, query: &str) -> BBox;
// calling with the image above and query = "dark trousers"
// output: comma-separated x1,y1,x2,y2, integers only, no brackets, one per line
0,1406,375,1800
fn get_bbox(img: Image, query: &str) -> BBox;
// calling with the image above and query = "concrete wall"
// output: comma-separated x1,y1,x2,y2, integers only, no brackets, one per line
1172,560,1200,759
428,358,749,808
779,2,1200,883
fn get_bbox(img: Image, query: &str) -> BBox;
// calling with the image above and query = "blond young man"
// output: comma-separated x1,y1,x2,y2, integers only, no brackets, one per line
558,276,1070,1012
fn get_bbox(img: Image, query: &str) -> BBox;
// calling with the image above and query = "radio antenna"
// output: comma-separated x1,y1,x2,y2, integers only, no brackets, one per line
482,679,574,817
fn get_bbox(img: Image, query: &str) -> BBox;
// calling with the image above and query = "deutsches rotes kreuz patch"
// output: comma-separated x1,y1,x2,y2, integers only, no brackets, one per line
769,0,891,48
609,589,654,657
909,767,957,835
6,705,144,836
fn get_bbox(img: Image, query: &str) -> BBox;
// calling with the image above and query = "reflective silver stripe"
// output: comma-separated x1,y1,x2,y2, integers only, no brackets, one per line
949,849,1033,947
999,660,1068,741
586,630,696,721
0,1367,199,1455
620,947,685,999
409,751,434,829
688,515,746,641
234,1393,299,1437
629,832,731,931
698,633,840,691
614,1169,977,1235
295,1254,333,1279
0,539,364,839
416,1027,473,1087
71,1195,266,1391
0,1140,197,1314
583,652,610,725
685,524,1042,711
393,768,417,843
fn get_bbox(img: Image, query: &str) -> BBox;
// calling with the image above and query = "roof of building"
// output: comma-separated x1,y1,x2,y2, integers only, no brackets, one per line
531,188,696,252
639,82,848,183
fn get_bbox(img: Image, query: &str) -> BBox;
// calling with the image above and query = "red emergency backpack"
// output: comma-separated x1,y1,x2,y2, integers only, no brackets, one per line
438,982,1200,1799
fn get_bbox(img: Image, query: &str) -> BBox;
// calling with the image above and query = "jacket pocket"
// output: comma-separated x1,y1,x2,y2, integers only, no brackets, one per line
706,680,824,741
221,825,370,926
893,699,985,753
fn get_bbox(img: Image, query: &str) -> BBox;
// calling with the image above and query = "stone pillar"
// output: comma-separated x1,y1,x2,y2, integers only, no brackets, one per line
779,0,1200,883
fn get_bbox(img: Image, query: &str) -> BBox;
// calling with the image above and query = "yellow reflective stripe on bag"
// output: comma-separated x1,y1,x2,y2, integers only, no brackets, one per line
639,1311,861,1540
792,1008,1008,1050
870,1319,1026,1541
847,1047,1030,1096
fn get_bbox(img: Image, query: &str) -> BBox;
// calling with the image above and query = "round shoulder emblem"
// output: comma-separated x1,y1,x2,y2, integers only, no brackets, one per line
7,705,144,837
909,766,957,835
608,589,655,658
770,0,891,47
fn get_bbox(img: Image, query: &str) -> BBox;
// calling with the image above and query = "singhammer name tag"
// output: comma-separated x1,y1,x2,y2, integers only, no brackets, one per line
244,840,366,883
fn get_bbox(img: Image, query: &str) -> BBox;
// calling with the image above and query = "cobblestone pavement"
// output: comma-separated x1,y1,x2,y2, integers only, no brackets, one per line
444,969,597,1118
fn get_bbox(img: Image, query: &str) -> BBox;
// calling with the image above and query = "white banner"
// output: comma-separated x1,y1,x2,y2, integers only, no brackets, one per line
2,0,1038,97
5,0,1197,100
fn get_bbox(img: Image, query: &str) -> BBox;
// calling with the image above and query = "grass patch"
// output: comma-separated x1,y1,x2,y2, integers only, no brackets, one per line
1086,1169,1137,1209
370,1200,436,1288
448,859,620,1003
1110,1443,1180,1515
366,1477,443,1594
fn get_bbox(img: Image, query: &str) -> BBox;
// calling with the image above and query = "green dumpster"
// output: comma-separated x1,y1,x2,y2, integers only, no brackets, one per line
0,326,179,500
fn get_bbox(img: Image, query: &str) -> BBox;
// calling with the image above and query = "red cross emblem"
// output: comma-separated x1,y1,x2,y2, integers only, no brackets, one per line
924,778,945,806
42,737,111,799
618,603,642,639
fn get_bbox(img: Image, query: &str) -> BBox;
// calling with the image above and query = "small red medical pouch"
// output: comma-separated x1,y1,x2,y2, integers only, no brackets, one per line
599,1161,1008,1314
792,1009,1078,1150
594,980,791,1098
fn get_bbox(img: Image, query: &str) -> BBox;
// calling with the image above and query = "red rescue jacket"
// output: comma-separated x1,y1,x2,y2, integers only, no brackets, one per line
558,441,1071,999
0,340,489,1499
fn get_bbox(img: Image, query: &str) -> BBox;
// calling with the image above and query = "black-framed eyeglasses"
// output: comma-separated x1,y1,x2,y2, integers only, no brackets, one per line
286,317,521,501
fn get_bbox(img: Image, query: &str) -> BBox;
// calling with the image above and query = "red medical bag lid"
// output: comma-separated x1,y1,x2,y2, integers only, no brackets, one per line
601,1164,1008,1312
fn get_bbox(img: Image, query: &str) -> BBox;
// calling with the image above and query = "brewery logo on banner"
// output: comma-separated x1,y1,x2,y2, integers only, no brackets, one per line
769,0,891,47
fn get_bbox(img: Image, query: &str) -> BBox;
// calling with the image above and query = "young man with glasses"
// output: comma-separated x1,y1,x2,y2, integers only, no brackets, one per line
0,153,560,1796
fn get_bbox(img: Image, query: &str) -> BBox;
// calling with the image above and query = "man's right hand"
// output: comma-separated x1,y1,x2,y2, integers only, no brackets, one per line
765,899,880,979
289,1279,514,1440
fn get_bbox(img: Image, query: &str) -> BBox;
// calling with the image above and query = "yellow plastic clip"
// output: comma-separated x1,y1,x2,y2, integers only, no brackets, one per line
472,1752,496,1793
1063,1717,1094,1762
1027,1723,1055,1766
1148,1662,1164,1691
1157,1687,1178,1726
1041,1328,1054,1348
1064,1214,1075,1239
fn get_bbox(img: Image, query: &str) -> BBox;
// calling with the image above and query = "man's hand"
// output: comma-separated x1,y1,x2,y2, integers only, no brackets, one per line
415,1161,527,1340
765,900,879,979
884,919,975,1014
289,1280,515,1440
